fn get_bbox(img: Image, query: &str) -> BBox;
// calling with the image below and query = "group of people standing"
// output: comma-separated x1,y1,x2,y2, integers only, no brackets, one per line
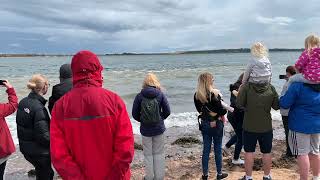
0,34,319,180
194,34,320,180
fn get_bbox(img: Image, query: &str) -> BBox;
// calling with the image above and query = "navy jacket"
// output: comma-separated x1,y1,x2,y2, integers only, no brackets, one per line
132,87,171,137
280,83,320,134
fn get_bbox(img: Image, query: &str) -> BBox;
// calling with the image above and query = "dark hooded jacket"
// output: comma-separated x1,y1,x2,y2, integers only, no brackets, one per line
228,79,244,132
237,83,279,133
280,83,320,134
50,50,134,180
16,91,50,156
132,86,171,137
48,64,73,113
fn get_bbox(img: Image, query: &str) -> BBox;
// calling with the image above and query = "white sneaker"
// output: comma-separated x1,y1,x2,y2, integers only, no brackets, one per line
232,158,244,165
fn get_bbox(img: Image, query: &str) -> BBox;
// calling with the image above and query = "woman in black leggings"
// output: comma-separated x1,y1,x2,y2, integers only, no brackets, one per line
224,74,245,165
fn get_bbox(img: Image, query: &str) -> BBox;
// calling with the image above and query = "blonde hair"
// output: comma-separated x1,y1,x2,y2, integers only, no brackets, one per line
251,42,268,58
27,74,48,93
142,73,161,89
195,72,216,104
305,34,320,52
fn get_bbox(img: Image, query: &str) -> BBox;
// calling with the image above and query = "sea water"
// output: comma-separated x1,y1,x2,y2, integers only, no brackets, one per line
1,52,300,143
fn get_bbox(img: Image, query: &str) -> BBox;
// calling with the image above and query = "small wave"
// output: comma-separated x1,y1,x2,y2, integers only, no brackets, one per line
6,110,282,144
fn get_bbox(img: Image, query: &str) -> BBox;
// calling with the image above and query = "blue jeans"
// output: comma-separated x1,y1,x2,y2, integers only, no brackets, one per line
201,119,223,175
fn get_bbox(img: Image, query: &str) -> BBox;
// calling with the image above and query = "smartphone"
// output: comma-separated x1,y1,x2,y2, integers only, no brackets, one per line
0,80,7,86
279,75,287,79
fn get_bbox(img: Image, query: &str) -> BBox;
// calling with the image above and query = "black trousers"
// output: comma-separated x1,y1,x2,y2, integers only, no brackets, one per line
0,161,6,180
282,116,293,156
24,155,54,180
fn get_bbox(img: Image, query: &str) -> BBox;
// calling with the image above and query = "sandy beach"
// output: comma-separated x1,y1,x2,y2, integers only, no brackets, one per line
4,120,303,180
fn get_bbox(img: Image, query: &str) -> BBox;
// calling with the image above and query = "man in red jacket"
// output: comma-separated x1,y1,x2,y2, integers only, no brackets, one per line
50,50,134,180
0,80,18,179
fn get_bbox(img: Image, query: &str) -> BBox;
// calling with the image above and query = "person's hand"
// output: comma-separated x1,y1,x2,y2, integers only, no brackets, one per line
3,80,13,89
232,90,238,97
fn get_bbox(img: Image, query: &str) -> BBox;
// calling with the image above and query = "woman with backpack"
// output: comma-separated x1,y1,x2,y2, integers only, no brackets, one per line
194,72,228,180
132,73,171,180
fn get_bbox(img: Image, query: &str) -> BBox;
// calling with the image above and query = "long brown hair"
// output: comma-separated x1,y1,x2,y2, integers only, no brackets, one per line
195,72,217,104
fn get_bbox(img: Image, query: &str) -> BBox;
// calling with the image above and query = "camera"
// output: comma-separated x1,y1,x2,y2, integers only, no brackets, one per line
0,80,7,86
279,75,287,79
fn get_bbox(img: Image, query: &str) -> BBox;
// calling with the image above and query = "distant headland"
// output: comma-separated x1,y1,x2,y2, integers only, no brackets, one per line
0,48,304,57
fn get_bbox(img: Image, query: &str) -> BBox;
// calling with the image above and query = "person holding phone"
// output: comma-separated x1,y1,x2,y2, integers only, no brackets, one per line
0,80,18,180
280,66,296,157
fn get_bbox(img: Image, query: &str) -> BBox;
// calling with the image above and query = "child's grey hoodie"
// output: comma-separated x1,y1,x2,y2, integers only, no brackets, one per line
242,56,272,84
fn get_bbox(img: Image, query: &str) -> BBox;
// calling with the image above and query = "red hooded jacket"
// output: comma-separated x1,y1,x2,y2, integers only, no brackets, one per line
0,88,17,158
50,51,134,180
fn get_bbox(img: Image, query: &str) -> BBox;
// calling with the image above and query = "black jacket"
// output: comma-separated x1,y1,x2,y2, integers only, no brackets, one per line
16,92,50,156
194,92,227,121
48,78,72,113
228,83,244,131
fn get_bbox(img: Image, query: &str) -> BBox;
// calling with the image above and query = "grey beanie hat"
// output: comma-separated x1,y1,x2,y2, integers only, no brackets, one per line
59,64,72,79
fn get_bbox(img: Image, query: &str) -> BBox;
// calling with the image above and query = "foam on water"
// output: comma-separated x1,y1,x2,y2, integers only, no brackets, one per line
6,110,282,144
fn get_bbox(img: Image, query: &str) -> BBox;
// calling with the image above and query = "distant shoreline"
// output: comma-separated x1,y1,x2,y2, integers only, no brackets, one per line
0,48,304,57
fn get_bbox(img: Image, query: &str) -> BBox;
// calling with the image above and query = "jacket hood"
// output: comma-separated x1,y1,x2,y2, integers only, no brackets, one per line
141,86,161,98
71,50,104,87
59,64,72,79
305,83,320,92
250,83,270,93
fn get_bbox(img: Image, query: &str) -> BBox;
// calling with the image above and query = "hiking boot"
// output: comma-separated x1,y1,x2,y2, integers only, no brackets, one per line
263,176,272,180
232,158,245,165
217,172,228,180
239,176,253,180
202,175,208,180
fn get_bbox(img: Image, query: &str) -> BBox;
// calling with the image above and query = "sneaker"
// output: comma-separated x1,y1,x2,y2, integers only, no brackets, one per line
202,175,208,180
217,172,228,180
232,158,245,165
263,176,272,180
239,176,253,180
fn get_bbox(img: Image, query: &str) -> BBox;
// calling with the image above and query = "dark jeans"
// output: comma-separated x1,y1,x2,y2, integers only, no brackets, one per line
226,135,237,148
282,116,293,156
226,111,243,160
201,118,224,175
0,161,6,180
24,155,54,180
226,129,243,160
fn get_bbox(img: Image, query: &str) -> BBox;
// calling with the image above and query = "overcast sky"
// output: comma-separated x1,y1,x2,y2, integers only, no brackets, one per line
1,0,319,54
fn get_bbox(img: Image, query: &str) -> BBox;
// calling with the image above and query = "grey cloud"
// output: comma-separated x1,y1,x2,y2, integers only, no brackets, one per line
0,0,319,53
